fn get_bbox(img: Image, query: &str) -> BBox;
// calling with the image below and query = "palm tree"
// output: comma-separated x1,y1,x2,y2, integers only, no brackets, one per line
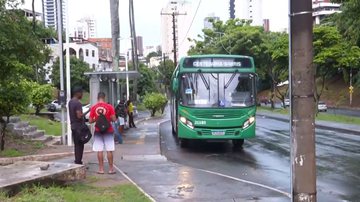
110,0,120,71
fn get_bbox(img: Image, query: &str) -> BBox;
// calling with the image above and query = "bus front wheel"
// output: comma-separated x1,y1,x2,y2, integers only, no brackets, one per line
233,139,244,148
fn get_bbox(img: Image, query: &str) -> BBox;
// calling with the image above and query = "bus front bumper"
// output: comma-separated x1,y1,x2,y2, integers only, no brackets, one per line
177,122,255,140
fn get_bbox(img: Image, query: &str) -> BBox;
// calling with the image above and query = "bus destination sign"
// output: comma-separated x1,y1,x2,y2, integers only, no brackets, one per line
183,57,252,68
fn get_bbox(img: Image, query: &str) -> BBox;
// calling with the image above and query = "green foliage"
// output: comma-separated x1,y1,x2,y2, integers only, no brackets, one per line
0,80,31,119
30,83,53,114
0,7,53,83
146,51,160,63
51,56,90,91
157,59,175,88
1,183,151,202
313,25,360,99
137,64,158,96
143,93,168,117
0,148,23,157
332,0,360,46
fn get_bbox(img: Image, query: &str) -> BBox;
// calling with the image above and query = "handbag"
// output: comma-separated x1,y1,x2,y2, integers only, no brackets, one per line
78,123,92,144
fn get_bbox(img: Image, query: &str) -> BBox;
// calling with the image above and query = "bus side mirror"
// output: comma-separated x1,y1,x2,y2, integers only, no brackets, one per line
172,78,179,93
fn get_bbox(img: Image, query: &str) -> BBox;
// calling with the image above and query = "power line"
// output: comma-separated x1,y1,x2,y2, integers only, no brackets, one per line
179,0,202,48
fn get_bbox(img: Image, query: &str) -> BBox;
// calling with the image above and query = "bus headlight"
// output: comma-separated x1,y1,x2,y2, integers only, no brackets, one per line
243,116,255,129
179,116,194,130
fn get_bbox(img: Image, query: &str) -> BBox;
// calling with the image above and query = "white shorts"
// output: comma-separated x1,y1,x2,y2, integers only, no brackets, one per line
92,133,115,152
118,117,125,126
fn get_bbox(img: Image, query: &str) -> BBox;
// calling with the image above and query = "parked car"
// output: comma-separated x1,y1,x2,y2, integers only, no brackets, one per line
318,101,327,112
281,99,290,107
47,100,61,112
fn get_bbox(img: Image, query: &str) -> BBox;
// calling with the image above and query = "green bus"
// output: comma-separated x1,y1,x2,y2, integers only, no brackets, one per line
170,55,257,148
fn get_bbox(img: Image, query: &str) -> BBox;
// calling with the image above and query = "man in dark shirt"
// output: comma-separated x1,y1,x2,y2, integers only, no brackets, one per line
68,86,84,164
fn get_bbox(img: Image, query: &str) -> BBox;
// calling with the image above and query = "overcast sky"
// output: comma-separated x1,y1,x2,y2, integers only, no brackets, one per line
23,0,288,50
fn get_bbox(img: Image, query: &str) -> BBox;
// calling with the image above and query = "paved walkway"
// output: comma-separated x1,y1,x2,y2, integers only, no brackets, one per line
54,116,290,202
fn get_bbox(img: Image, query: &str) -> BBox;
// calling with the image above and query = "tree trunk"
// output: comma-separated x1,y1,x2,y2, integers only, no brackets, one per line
0,117,7,151
110,0,120,71
32,0,36,32
270,82,276,109
35,107,41,115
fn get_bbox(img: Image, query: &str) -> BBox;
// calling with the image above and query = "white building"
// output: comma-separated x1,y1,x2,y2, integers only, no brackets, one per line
71,17,97,40
161,0,193,62
312,0,341,24
22,8,43,22
149,56,162,68
144,45,159,58
236,0,263,26
204,14,220,30
42,0,66,30
46,42,99,82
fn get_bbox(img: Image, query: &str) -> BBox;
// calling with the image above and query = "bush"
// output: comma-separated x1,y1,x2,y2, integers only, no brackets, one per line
143,93,168,117
30,83,53,115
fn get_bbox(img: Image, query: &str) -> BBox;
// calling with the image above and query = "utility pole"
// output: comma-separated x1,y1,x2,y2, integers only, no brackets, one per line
129,0,138,101
56,0,66,145
289,0,316,201
160,11,186,68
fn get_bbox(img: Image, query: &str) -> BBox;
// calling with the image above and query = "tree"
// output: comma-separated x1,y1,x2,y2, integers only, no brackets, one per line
0,5,53,84
313,25,360,103
0,0,51,150
110,0,120,71
332,0,360,46
157,59,175,91
262,32,289,108
137,64,157,96
30,83,53,115
0,80,31,151
143,93,167,117
51,56,90,92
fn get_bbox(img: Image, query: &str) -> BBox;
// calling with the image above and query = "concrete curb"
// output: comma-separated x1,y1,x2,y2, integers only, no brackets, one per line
0,150,93,166
257,112,360,136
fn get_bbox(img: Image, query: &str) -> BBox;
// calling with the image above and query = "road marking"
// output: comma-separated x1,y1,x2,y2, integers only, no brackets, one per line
196,168,291,198
113,164,156,202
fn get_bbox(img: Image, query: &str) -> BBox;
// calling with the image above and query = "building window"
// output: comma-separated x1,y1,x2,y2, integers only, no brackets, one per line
86,49,89,57
92,50,95,57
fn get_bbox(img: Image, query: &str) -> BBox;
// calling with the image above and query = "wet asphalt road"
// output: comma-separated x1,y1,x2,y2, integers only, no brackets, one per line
160,116,360,202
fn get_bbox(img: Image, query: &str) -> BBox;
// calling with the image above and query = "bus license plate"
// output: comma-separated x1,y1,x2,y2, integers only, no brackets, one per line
212,130,225,136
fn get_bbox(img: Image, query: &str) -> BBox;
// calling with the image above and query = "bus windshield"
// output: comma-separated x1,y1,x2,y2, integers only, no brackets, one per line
179,73,256,108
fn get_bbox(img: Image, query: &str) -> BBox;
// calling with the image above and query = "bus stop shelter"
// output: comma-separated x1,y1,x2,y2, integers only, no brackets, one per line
84,71,140,106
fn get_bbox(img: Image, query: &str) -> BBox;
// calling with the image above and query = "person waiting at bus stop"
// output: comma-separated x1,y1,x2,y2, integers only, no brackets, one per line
115,100,127,132
127,99,136,128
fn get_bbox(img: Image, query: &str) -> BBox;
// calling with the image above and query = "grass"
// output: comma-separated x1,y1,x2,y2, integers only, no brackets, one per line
0,148,24,157
20,115,61,136
0,183,151,202
257,106,360,125
0,135,45,158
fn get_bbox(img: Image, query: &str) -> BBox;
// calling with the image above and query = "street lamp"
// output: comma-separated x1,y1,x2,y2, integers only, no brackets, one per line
118,37,133,101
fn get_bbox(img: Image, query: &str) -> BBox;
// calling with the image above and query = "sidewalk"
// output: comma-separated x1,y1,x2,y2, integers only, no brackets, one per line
257,111,360,135
88,117,289,201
